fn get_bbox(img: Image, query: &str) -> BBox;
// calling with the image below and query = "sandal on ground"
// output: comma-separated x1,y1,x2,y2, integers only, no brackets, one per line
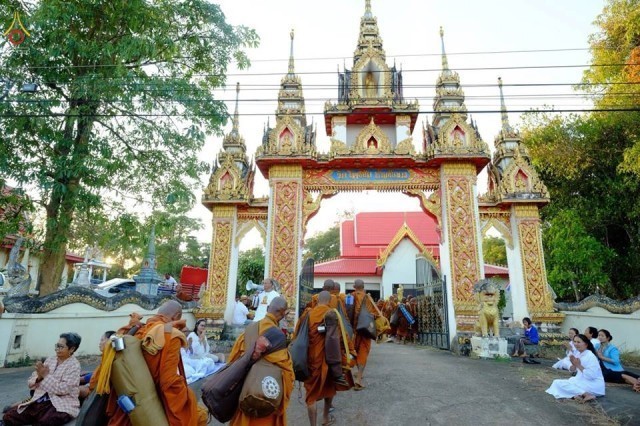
322,414,336,426
354,383,365,391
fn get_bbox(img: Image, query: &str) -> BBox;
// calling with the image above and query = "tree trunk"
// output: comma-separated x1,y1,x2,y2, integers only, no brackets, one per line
571,280,581,302
39,184,78,295
39,102,96,296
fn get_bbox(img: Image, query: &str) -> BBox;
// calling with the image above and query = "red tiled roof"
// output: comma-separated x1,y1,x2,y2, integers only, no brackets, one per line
354,211,440,246
483,264,509,277
341,211,440,258
314,258,381,276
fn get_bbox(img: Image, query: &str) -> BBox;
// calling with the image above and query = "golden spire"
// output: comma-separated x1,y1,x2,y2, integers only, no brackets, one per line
288,29,295,75
439,26,449,71
497,77,513,133
232,82,240,134
364,0,373,18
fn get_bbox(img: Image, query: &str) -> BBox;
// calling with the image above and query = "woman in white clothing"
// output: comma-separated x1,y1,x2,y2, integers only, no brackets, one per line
182,319,221,383
552,328,579,370
546,334,605,402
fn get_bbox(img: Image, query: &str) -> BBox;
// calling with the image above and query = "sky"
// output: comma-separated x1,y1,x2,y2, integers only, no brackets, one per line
192,0,606,250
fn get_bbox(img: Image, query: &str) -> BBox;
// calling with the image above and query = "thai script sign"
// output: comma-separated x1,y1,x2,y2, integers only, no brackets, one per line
330,169,410,182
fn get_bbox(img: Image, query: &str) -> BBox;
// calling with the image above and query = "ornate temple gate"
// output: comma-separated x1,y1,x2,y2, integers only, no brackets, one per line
415,256,450,349
197,1,563,339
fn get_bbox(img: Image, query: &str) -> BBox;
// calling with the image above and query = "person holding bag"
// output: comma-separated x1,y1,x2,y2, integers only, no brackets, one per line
350,279,381,390
302,291,351,426
226,297,294,426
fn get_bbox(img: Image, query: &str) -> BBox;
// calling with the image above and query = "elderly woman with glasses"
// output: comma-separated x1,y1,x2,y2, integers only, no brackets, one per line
3,332,82,426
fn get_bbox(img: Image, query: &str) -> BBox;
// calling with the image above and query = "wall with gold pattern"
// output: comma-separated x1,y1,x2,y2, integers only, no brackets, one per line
201,206,235,319
442,164,482,318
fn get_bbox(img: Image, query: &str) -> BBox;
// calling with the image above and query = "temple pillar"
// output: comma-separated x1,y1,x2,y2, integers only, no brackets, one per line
201,205,237,320
513,205,563,324
440,163,484,331
266,165,304,310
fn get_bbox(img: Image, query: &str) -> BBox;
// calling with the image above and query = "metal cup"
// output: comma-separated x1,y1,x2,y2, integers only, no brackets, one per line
111,335,125,352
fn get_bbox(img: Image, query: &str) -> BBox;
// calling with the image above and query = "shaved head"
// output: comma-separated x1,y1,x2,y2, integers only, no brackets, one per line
354,279,364,289
317,291,331,305
267,296,288,314
158,300,182,320
331,281,340,293
323,279,334,290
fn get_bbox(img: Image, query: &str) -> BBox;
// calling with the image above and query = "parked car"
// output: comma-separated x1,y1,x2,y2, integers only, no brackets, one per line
94,278,137,297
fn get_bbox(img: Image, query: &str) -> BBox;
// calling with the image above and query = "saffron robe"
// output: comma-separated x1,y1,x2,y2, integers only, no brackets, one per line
107,315,207,426
351,290,381,366
228,313,295,426
302,305,343,405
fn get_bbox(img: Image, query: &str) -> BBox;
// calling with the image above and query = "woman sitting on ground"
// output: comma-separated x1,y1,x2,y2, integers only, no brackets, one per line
596,329,640,388
3,332,82,426
552,328,580,370
181,319,223,383
511,317,539,358
584,326,600,349
79,330,116,399
546,333,605,402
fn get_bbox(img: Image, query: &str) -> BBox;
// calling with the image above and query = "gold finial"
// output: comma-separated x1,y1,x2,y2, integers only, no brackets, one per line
439,26,449,71
498,77,513,133
232,82,240,133
365,0,372,13
288,29,295,75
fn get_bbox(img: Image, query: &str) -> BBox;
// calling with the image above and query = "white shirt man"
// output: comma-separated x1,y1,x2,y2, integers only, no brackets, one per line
233,296,250,325
163,273,177,291
253,278,280,322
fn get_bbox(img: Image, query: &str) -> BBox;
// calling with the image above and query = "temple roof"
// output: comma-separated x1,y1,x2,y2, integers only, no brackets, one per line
315,211,508,278
314,258,381,276
340,211,440,258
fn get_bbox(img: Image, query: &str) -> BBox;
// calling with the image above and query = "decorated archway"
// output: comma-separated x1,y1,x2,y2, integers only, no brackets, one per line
198,2,562,342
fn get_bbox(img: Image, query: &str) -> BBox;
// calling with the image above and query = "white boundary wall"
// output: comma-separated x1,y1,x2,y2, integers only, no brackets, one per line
561,307,640,352
0,303,196,367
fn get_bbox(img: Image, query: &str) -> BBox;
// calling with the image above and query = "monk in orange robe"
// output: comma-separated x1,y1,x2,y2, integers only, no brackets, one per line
301,291,348,426
307,279,335,309
107,300,207,426
350,279,381,390
228,296,294,426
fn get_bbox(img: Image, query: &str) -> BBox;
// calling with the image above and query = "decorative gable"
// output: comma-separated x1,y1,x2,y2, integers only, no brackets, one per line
376,223,438,268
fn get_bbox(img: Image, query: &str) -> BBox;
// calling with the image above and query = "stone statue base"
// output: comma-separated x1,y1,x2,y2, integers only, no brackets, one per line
135,283,159,296
471,336,508,359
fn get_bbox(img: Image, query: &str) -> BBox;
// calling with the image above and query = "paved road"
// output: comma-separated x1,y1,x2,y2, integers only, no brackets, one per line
2,343,638,425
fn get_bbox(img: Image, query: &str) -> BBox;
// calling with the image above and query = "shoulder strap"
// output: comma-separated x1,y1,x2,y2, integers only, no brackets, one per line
244,321,260,353
331,309,352,366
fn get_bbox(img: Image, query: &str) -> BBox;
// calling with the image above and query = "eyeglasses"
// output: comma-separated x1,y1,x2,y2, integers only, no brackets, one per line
54,344,67,350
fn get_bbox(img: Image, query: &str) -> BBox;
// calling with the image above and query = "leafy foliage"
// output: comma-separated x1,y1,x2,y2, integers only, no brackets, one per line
482,237,507,266
543,210,615,301
236,247,265,296
522,110,640,300
304,225,340,262
0,1,258,294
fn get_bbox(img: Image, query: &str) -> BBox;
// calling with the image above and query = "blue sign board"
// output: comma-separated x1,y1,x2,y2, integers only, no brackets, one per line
330,169,410,182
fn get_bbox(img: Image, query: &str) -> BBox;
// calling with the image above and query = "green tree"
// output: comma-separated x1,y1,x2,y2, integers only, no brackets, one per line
236,247,265,296
544,210,615,302
0,1,257,295
304,225,340,262
522,111,640,299
482,237,507,266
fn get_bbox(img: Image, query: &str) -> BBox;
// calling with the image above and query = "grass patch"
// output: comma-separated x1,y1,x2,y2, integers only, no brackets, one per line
620,350,640,368
4,354,34,368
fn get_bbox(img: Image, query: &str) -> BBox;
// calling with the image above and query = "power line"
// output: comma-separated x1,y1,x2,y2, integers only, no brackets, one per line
4,62,638,78
2,107,639,119
3,92,639,105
